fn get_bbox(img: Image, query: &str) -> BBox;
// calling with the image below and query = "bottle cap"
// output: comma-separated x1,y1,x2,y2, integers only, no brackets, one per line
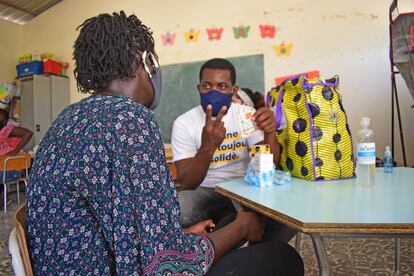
385,146,391,156
360,117,370,127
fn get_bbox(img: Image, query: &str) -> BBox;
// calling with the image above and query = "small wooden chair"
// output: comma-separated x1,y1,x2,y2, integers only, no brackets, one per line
9,204,33,276
1,152,31,212
164,145,178,181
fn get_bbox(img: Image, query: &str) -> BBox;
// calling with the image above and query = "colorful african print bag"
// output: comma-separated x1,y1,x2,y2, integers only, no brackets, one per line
267,75,355,181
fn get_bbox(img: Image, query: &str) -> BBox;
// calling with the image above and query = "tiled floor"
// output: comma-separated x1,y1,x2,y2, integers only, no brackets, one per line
1,190,413,276
0,190,22,276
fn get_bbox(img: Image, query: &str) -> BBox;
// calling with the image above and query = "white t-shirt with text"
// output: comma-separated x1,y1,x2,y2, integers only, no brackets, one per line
172,103,264,188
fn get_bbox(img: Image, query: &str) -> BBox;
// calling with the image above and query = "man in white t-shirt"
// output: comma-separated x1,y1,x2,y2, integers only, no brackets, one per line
172,58,295,242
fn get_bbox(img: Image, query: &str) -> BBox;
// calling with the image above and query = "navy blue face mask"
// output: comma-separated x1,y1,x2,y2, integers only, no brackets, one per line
200,90,232,117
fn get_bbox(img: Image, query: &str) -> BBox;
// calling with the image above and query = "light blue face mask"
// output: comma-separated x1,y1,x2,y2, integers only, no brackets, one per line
142,51,162,110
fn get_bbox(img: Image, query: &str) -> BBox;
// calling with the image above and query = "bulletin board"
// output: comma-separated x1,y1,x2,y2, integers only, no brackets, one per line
154,54,264,143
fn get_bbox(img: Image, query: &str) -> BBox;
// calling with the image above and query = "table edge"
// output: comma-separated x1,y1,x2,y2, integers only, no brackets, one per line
215,185,414,234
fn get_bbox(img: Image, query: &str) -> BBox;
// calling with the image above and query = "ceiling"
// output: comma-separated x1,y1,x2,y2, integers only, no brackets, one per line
0,0,62,25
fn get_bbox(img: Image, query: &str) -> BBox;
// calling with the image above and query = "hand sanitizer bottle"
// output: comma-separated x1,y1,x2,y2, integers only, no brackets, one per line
383,146,393,173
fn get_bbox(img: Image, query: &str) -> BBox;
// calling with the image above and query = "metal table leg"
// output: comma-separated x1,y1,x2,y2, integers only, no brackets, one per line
395,238,401,275
310,233,330,276
295,232,302,252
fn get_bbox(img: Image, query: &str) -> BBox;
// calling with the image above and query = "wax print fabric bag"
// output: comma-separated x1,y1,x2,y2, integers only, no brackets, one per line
267,75,355,181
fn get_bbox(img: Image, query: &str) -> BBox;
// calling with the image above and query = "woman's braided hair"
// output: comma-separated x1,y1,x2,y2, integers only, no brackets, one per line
73,11,154,93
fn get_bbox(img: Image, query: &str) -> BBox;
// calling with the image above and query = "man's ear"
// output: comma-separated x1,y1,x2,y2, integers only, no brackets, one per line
232,85,239,96
197,84,201,92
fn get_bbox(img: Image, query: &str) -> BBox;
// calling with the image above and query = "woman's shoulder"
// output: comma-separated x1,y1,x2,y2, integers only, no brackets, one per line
61,94,156,125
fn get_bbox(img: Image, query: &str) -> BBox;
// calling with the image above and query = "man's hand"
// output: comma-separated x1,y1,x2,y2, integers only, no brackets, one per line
235,211,265,242
253,107,276,134
184,219,215,235
200,105,227,154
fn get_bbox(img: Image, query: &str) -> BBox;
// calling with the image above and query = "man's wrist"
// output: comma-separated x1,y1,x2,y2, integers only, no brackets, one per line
264,131,277,139
199,144,216,156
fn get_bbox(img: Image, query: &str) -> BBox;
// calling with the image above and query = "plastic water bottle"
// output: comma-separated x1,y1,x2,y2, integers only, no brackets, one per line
383,146,393,173
356,117,375,186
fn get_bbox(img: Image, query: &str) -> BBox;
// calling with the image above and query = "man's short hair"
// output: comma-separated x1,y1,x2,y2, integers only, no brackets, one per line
199,58,236,85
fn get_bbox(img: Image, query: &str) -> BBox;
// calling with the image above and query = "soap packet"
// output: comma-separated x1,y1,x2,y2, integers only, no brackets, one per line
239,107,258,137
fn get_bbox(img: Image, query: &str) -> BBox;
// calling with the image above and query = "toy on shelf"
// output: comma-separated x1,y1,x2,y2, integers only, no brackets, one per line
0,82,18,110
16,52,67,78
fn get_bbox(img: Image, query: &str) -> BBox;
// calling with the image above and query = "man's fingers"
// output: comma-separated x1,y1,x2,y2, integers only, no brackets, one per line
219,121,225,130
205,105,212,125
214,106,227,125
252,107,266,117
257,117,273,129
253,107,271,122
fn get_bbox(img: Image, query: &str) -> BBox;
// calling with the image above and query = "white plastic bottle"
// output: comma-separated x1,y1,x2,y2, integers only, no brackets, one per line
356,117,375,186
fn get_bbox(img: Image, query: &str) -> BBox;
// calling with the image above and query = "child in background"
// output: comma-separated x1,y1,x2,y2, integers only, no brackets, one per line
0,108,32,182
232,87,265,110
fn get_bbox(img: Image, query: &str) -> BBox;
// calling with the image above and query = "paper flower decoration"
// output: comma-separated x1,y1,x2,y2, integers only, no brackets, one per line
233,25,250,39
259,25,276,38
206,28,223,41
273,42,293,57
161,32,176,46
184,29,200,44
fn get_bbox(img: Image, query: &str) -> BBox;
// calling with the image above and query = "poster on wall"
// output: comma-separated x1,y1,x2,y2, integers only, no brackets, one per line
411,25,414,51
275,70,320,85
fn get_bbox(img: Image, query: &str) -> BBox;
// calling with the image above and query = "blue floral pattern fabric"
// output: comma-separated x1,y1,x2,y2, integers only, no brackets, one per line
26,94,214,275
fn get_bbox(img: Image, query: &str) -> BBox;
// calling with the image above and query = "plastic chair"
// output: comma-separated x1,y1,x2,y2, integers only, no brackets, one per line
1,153,31,213
9,204,33,276
9,228,26,276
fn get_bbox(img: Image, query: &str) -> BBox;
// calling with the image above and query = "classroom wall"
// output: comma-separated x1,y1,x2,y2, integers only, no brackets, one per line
0,18,22,81
20,0,414,166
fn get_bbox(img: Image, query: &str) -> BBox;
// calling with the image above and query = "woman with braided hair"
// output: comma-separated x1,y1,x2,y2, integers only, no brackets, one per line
26,11,303,275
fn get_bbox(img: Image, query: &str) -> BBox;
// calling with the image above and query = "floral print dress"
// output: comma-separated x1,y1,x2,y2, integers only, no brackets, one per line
26,94,214,275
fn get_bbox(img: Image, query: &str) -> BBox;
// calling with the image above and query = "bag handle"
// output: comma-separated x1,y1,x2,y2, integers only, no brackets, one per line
275,89,285,129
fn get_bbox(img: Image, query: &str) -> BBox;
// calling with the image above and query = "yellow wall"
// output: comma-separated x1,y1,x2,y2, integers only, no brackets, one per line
18,0,414,166
0,18,22,81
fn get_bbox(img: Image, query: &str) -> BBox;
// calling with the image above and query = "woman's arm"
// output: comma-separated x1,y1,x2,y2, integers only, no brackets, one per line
206,211,264,262
8,126,33,155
